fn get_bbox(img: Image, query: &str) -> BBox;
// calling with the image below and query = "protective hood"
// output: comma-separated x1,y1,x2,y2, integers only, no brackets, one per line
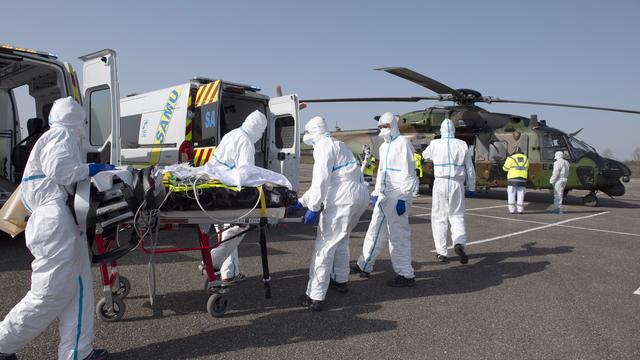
378,112,399,142
241,110,268,143
554,151,565,160
440,118,455,138
48,96,85,131
303,116,330,146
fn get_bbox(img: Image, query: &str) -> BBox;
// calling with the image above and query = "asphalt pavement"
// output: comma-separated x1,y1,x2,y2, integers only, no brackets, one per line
1,166,639,359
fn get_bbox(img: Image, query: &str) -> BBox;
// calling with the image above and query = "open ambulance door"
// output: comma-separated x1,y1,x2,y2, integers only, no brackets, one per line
268,94,300,191
79,49,121,165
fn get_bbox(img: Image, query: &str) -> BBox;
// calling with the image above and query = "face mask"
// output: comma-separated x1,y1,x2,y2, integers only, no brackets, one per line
303,133,315,146
378,127,392,141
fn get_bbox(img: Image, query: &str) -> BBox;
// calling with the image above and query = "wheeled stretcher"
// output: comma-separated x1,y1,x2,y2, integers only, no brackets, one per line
80,167,299,322
93,206,300,322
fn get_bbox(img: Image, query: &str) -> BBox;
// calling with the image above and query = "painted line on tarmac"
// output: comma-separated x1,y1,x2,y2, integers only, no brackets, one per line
411,204,509,212
432,211,610,251
467,212,547,225
468,213,640,238
634,287,640,295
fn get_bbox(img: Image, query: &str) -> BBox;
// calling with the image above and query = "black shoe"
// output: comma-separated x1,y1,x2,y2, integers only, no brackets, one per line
84,349,109,360
350,263,370,278
0,353,17,360
436,254,449,263
454,244,469,264
387,275,416,287
300,294,323,311
329,279,349,294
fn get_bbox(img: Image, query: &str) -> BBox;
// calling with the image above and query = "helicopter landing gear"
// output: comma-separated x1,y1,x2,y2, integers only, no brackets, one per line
582,191,598,207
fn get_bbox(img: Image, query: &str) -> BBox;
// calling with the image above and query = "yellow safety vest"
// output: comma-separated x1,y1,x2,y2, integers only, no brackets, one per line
414,153,423,177
363,156,376,177
503,153,529,180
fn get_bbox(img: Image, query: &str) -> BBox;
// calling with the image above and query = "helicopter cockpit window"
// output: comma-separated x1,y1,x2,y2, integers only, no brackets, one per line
489,141,508,161
541,133,569,160
567,136,595,159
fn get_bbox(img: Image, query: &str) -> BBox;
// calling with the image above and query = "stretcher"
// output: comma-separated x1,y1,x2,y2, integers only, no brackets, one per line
93,206,300,322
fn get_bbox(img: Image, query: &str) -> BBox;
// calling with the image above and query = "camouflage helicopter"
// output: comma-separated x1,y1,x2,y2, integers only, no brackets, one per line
300,67,639,207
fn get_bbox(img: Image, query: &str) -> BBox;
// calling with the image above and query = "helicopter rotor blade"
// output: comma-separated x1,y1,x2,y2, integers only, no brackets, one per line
300,96,443,103
375,67,465,99
486,98,640,115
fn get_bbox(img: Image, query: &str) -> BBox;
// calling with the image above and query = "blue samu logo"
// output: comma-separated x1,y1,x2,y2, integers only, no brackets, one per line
205,110,216,129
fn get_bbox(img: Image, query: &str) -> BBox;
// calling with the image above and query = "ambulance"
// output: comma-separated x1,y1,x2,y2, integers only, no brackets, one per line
119,78,300,190
0,44,121,205
0,44,301,209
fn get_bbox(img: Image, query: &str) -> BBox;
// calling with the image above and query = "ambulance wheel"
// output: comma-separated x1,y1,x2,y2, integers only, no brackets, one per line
582,193,598,207
113,276,131,298
96,296,126,322
207,293,228,318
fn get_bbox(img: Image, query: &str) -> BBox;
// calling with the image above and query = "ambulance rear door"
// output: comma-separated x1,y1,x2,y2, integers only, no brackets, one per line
268,94,300,191
79,49,121,165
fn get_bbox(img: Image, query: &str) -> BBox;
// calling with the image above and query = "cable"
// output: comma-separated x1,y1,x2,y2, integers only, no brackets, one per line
191,174,262,224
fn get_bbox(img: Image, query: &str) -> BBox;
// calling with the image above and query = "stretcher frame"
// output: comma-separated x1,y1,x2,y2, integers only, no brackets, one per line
93,207,298,321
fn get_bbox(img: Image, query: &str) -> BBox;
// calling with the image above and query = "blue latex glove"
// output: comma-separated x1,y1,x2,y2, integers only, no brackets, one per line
88,163,116,176
287,201,303,215
466,190,476,198
371,195,378,209
396,199,406,216
303,210,320,225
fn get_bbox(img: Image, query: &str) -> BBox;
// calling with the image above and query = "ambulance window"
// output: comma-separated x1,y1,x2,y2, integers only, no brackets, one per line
88,87,112,146
275,115,295,148
120,115,141,148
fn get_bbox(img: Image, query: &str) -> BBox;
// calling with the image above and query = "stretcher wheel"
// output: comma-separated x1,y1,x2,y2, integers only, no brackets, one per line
96,296,126,322
113,276,131,298
207,293,228,318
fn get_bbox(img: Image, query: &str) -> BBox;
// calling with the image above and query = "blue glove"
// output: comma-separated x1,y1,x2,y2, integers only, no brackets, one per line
466,190,476,198
371,195,378,209
88,163,116,176
396,199,406,216
287,201,303,215
303,210,320,225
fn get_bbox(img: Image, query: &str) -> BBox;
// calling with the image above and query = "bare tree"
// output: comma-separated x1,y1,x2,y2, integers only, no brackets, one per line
602,148,614,159
633,147,640,161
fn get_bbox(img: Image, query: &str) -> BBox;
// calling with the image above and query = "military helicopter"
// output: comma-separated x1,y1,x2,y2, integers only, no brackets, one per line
300,67,639,207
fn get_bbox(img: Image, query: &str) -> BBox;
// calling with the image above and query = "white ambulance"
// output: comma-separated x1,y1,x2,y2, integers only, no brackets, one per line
119,79,300,190
0,44,121,205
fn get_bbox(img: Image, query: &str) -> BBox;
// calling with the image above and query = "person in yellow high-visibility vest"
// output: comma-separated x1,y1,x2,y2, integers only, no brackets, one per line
363,155,376,178
413,150,423,197
502,146,529,214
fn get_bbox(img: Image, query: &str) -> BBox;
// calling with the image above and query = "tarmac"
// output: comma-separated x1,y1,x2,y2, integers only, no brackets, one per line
1,164,639,359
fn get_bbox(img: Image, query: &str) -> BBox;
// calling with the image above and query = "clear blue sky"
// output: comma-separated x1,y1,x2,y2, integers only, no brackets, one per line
3,0,639,159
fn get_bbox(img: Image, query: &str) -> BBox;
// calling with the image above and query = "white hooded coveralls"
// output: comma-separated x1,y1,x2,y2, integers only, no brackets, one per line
0,97,95,360
550,151,569,210
356,112,416,278
301,117,369,301
208,110,267,280
422,119,476,257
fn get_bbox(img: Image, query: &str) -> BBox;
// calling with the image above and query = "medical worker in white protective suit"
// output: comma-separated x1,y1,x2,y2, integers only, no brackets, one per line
294,116,369,311
0,97,113,360
422,118,476,264
549,150,570,214
351,112,417,287
208,110,267,283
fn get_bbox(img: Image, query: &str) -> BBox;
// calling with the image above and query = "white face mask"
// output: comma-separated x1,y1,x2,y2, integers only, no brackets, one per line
303,133,315,146
378,127,392,141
